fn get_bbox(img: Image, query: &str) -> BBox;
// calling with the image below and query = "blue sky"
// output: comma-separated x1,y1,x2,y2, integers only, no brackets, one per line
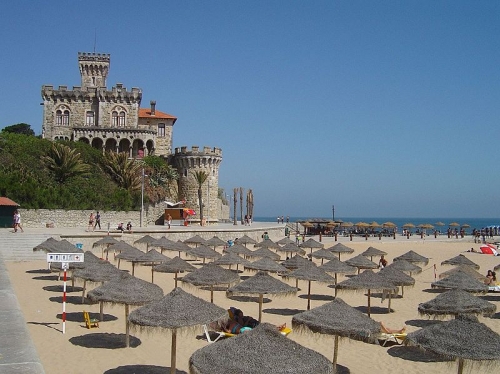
1,1,499,218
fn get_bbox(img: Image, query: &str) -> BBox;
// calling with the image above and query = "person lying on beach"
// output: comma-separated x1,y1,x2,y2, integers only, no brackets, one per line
380,321,406,334
230,307,260,328
222,319,286,334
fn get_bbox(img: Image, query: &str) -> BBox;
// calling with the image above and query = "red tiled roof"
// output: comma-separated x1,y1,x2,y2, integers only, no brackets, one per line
0,197,19,206
139,108,177,122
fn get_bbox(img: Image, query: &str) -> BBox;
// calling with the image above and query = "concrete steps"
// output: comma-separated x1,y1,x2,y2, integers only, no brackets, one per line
0,231,59,261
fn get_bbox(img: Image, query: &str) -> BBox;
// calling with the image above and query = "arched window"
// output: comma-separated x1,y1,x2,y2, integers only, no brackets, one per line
112,111,118,127
62,110,70,126
56,110,63,126
86,111,95,126
119,111,125,127
112,109,126,127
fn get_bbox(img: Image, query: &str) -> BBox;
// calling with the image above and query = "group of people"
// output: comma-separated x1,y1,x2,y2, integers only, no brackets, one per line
87,211,101,232
117,222,133,233
276,216,289,224
12,210,23,233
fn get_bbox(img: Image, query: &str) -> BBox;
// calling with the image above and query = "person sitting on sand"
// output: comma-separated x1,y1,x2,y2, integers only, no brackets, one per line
379,255,388,269
380,321,406,334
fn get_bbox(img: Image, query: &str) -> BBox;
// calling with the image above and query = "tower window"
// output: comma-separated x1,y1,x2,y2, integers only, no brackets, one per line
112,110,126,127
112,111,118,127
119,112,125,127
158,123,165,137
57,110,70,126
56,110,63,126
86,111,95,126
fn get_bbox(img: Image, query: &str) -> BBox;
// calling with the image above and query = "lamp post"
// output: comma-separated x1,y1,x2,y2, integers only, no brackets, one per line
206,178,210,225
332,205,335,221
140,168,148,227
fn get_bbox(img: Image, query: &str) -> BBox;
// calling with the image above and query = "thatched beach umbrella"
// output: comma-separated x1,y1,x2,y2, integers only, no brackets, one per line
184,235,206,247
441,255,480,270
309,248,336,265
204,236,227,250
87,273,164,347
129,287,227,374
133,249,170,282
213,252,251,270
33,237,61,252
335,270,397,317
181,263,240,303
223,243,254,258
394,250,429,265
418,289,496,318
300,238,324,254
379,266,415,300
406,315,500,374
254,238,280,250
105,240,139,261
150,236,178,254
174,240,193,258
344,254,378,274
187,244,222,263
282,254,310,270
361,246,387,261
227,271,297,322
439,265,487,282
287,262,335,310
431,271,488,293
134,234,157,251
115,246,143,273
249,247,281,261
276,237,295,246
278,242,306,257
92,236,120,258
245,257,288,274
385,259,422,276
236,234,257,247
328,243,355,260
319,258,356,296
153,256,196,287
189,323,334,374
292,298,381,373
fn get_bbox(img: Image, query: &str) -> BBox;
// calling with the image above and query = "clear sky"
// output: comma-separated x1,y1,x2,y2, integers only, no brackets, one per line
1,1,499,218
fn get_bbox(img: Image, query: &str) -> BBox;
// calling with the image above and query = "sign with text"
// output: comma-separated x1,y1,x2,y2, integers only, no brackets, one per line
47,253,85,263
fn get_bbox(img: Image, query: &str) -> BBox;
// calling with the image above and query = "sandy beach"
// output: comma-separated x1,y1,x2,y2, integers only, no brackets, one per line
5,231,500,374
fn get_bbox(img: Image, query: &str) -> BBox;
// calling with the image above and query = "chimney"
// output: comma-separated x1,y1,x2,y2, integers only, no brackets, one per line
150,100,156,116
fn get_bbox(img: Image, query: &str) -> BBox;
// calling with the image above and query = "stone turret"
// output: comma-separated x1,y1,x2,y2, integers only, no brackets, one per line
78,52,110,89
172,146,223,223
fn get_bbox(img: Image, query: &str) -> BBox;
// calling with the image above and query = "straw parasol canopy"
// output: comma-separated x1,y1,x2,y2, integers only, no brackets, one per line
439,265,487,282
384,259,422,275
299,238,324,254
278,242,306,257
189,323,334,374
204,236,227,250
87,273,164,347
133,249,170,282
402,223,415,229
249,247,281,261
435,221,445,226
309,248,336,265
418,289,496,318
153,256,197,287
319,258,357,297
33,237,61,252
405,314,500,374
184,235,206,247
173,240,193,257
187,244,222,263
134,234,157,250
282,254,311,270
254,239,280,250
115,246,144,273
181,263,240,303
328,243,355,260
382,221,397,228
360,246,387,261
431,271,488,293
235,234,257,247
213,252,251,270
344,254,378,274
394,250,429,265
129,287,227,374
276,237,295,246
378,266,415,298
441,254,480,270
104,240,139,261
222,243,254,258
227,271,297,322
150,236,178,254
92,236,120,258
245,257,288,274
287,262,335,310
335,270,397,317
292,298,381,372
448,222,460,227
340,221,353,228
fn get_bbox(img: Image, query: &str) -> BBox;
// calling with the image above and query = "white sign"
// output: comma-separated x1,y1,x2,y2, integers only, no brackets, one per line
47,253,85,263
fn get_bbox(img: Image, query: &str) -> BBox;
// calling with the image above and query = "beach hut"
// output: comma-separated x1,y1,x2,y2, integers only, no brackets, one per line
0,197,19,228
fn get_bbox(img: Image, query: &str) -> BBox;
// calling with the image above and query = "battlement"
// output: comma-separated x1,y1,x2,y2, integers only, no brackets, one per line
174,146,222,157
78,52,110,62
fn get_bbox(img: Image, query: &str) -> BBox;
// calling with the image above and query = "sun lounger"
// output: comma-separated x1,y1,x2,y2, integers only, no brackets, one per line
377,332,407,346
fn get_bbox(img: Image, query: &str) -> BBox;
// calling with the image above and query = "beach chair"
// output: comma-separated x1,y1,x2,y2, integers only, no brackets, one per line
83,311,99,329
377,332,407,347
203,324,236,343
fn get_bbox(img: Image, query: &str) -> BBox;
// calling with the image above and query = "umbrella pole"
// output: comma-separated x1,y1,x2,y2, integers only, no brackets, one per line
151,268,154,283
295,279,299,289
100,301,104,321
118,259,121,269
174,272,178,288
401,286,404,297
367,289,371,317
388,291,392,313
334,274,338,297
211,285,214,303
332,335,339,373
125,304,130,348
307,280,312,310
457,358,464,374
170,329,177,374
132,263,135,276
258,294,263,322
81,280,86,304
71,270,75,288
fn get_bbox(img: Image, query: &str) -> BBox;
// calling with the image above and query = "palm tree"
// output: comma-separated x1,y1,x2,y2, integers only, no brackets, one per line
233,188,238,225
101,151,142,191
42,143,91,183
193,171,209,225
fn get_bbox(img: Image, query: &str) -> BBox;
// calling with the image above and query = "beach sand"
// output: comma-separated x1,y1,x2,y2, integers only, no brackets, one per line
6,235,500,374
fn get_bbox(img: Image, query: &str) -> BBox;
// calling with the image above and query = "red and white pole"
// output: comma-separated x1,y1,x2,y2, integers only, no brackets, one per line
62,267,67,334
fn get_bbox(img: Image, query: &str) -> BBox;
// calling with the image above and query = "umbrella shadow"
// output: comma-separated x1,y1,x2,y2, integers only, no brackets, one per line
49,295,97,305
227,295,272,303
43,285,83,293
200,286,229,292
26,269,51,274
491,312,500,320
263,308,304,316
387,346,453,363
354,306,393,315
104,365,187,374
405,319,443,328
27,321,61,333
55,312,118,323
32,275,60,281
422,288,445,294
371,292,403,299
481,294,500,302
333,364,350,374
298,294,335,302
69,333,141,349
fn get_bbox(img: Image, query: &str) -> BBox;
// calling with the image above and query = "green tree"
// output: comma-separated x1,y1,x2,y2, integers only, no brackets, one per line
2,123,35,136
142,156,179,203
101,151,142,191
192,170,208,225
41,143,91,184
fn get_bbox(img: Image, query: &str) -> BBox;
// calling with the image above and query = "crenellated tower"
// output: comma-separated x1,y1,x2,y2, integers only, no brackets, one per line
172,146,223,223
78,52,110,89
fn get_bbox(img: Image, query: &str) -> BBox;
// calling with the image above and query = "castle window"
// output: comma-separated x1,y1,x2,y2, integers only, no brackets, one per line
57,110,70,126
184,169,188,177
56,110,63,126
86,111,95,126
158,123,165,137
112,111,118,127
119,112,126,127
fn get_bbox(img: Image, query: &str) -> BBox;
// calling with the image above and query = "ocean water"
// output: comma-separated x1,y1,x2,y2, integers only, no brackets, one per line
253,216,500,232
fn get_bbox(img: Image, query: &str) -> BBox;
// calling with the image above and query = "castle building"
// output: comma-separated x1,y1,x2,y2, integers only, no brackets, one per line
41,52,225,222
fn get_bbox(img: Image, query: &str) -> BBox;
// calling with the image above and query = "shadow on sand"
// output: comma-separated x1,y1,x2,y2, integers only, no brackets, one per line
298,293,335,302
263,307,303,316
32,275,60,281
49,295,97,305
26,269,51,274
227,295,272,303
387,346,453,363
43,285,83,293
104,365,187,374
69,333,141,349
27,321,61,333
56,311,118,323
405,319,443,328
354,306,392,314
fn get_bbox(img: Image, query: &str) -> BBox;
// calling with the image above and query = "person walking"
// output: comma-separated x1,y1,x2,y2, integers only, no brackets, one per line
166,213,172,229
87,212,95,232
94,211,101,230
14,210,24,233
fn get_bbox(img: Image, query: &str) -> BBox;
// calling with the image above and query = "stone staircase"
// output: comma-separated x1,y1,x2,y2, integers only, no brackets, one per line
0,230,59,261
